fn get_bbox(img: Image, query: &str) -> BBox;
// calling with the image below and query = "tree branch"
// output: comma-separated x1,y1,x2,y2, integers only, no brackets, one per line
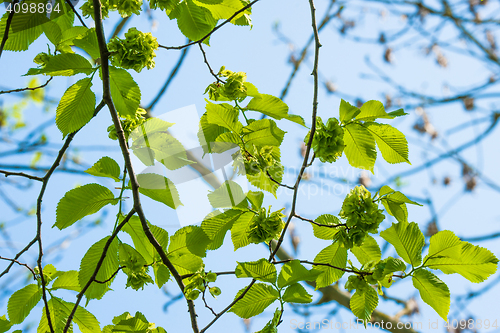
91,2,200,330
158,0,260,50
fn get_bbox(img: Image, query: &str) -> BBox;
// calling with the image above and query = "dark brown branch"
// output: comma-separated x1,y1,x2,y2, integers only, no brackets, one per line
146,46,189,111
65,0,88,28
0,170,43,181
0,0,20,59
39,100,106,333
199,43,223,83
0,238,37,278
0,77,53,95
201,284,217,317
0,256,36,279
63,209,136,333
293,214,346,228
279,0,338,100
158,0,259,50
110,16,130,39
266,170,294,190
90,2,200,331
268,0,321,262
200,280,256,333
94,266,125,283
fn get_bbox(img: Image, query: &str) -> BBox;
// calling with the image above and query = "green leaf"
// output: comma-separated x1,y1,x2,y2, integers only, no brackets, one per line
245,94,303,125
313,243,348,289
0,10,45,51
51,298,101,333
229,283,279,318
242,119,285,148
0,315,12,333
197,113,228,154
230,211,256,250
277,260,321,289
119,243,148,273
365,123,410,164
246,161,283,197
73,28,100,59
311,214,341,240
244,82,261,98
355,100,391,121
351,235,381,265
387,108,408,118
343,122,376,172
38,297,71,333
130,119,193,170
7,284,41,324
55,183,119,230
246,191,264,210
85,156,121,182
380,220,425,267
339,99,360,124
412,269,450,321
383,257,407,276
194,0,249,23
25,53,93,76
207,180,246,208
52,270,82,292
176,0,217,43
109,66,142,119
55,77,96,136
169,252,204,275
122,216,169,264
350,287,379,324
153,262,170,288
282,283,312,303
379,185,422,223
55,26,88,53
424,230,463,262
425,242,499,283
235,258,277,283
42,21,62,46
79,236,119,301
168,225,210,258
255,308,280,333
136,173,182,209
202,209,243,250
206,101,242,133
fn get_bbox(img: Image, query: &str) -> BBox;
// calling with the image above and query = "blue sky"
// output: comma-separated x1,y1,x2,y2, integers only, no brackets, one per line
1,0,500,332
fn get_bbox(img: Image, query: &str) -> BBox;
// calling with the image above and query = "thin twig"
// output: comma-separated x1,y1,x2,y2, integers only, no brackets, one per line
0,170,43,181
94,266,125,283
0,0,20,59
63,209,136,333
0,77,53,95
110,16,131,39
158,0,259,50
268,0,322,263
147,46,189,111
39,100,106,333
0,256,37,279
200,280,256,333
266,170,294,190
199,43,223,83
65,0,88,28
293,214,346,228
90,2,200,331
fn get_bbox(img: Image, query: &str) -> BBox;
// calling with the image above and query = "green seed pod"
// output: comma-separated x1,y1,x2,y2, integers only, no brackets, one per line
33,53,52,67
305,117,345,163
186,289,200,301
209,286,221,297
206,272,217,283
108,28,159,73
